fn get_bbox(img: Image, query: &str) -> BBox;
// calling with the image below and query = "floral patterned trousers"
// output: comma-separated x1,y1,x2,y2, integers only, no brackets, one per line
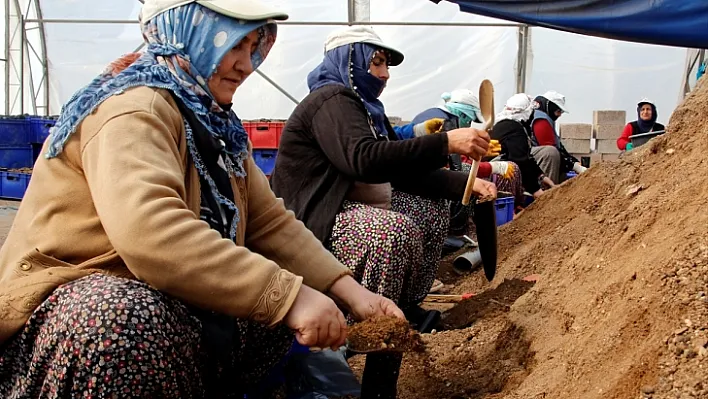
327,191,449,309
0,274,292,398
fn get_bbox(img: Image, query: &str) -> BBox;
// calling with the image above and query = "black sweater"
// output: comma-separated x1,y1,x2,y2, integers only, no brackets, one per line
270,85,469,243
491,119,544,193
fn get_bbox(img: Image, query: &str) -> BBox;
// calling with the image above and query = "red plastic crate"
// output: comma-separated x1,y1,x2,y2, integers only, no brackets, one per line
243,120,284,149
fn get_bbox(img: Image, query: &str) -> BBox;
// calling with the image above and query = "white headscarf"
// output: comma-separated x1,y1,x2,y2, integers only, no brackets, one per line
496,93,534,123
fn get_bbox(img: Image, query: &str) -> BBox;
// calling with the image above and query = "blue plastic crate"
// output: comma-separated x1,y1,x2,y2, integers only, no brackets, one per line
253,149,277,176
0,171,31,200
494,196,515,226
0,145,35,168
0,117,31,145
29,117,55,143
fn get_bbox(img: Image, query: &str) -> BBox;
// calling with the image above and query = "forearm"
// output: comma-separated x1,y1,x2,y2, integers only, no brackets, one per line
245,160,353,292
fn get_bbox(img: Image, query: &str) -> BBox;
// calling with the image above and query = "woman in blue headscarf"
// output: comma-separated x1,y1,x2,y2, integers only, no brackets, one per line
0,1,404,397
272,26,496,329
271,25,496,398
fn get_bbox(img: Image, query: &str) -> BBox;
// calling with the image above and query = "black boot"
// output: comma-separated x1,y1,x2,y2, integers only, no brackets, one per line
403,305,441,334
360,353,403,399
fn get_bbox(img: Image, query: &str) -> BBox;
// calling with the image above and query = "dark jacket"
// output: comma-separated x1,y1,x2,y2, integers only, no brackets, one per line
270,85,468,243
491,119,544,193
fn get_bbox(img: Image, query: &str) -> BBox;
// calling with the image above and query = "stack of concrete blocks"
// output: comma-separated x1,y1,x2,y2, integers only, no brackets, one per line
593,110,626,161
558,123,599,166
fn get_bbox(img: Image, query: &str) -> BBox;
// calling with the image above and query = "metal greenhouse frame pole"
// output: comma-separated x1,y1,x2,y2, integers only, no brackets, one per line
4,0,48,115
15,0,529,114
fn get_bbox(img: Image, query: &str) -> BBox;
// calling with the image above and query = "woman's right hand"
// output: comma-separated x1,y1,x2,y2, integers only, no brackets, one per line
541,176,556,188
446,128,490,161
533,189,544,199
283,284,348,350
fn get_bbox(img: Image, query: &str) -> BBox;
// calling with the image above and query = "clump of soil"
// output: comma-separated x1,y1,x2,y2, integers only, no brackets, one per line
347,316,424,353
476,194,496,203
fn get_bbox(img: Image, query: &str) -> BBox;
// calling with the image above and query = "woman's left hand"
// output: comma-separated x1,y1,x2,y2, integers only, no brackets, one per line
473,178,497,199
328,275,405,321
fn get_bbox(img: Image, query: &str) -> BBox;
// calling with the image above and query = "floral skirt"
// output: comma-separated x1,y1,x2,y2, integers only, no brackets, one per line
0,274,293,398
327,191,449,308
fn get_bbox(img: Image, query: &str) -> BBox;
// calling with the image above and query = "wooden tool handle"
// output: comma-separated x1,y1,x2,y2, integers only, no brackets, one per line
461,159,480,206
424,293,475,303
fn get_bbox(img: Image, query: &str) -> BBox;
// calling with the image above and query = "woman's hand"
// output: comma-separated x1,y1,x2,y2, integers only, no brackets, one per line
328,275,404,321
283,285,348,350
473,178,497,198
572,162,587,174
412,118,445,137
446,128,490,160
486,139,502,157
533,189,544,199
541,176,555,188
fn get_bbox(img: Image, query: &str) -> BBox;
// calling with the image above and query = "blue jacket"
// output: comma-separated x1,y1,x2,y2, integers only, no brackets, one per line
392,108,457,140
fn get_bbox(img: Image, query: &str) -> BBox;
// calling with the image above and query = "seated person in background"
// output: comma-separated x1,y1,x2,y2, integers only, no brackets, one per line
270,26,496,331
271,26,497,397
617,98,666,151
492,93,555,199
531,91,587,183
399,90,524,221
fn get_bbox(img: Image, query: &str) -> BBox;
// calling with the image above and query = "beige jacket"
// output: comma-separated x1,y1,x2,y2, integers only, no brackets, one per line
0,87,351,344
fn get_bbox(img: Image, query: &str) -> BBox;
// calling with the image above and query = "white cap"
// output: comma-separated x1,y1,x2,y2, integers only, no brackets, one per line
140,0,289,24
506,93,532,110
324,26,404,66
638,97,654,106
542,90,568,113
445,89,481,109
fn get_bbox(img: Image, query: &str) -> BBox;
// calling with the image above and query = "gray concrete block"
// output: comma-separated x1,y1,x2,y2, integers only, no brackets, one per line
594,124,625,140
559,123,593,139
596,139,621,154
561,138,591,154
593,110,626,126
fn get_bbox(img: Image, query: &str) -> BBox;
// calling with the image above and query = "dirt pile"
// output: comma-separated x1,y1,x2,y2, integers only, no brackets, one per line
385,80,708,398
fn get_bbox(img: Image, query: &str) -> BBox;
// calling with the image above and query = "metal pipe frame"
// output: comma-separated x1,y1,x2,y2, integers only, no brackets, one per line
14,11,527,115
516,25,529,93
4,0,49,115
25,18,523,27
4,0,10,114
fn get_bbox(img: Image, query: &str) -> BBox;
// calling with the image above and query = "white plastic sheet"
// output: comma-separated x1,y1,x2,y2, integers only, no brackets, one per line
3,0,689,125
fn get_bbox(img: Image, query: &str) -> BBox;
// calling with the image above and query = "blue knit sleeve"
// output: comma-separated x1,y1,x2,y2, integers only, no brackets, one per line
391,123,416,140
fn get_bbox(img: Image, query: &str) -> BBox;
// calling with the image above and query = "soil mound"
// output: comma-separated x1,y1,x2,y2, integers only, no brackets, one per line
387,80,708,398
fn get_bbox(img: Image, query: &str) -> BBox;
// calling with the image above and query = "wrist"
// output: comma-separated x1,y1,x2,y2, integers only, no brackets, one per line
327,275,361,311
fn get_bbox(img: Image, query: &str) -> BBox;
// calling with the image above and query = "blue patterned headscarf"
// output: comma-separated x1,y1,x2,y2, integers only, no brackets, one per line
307,43,389,137
45,3,277,239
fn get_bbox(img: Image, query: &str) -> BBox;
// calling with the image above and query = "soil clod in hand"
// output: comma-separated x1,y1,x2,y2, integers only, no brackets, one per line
476,194,496,203
347,316,425,353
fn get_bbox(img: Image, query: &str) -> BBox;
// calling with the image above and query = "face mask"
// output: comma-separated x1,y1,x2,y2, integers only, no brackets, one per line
458,113,473,128
446,106,474,128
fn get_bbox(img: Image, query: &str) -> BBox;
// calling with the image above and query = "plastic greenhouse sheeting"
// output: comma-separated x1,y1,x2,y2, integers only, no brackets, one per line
434,0,708,49
15,0,689,125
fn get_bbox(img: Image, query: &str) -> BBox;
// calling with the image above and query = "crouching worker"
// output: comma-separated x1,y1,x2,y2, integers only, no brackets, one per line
0,1,402,398
271,25,496,399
